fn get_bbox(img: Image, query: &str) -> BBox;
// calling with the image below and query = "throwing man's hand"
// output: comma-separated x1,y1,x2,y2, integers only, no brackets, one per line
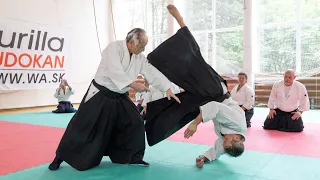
131,82,150,92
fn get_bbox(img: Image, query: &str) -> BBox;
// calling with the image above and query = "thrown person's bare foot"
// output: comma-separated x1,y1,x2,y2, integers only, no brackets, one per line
167,4,186,27
196,155,208,168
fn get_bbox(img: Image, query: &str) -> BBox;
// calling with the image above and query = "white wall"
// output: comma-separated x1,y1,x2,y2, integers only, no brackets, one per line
0,0,111,109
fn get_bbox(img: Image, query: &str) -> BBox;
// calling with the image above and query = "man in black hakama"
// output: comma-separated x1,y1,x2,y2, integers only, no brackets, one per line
48,28,180,171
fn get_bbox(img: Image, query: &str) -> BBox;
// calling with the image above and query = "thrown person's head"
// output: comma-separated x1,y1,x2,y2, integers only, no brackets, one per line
126,28,148,55
222,134,244,157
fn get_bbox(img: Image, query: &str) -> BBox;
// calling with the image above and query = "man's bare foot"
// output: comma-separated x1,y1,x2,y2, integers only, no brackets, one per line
196,155,207,168
167,5,181,19
167,4,186,27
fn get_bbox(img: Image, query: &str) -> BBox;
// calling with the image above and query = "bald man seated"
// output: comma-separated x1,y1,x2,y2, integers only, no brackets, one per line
263,69,310,132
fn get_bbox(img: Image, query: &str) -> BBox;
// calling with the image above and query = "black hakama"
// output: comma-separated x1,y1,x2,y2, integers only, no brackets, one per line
244,108,254,127
263,108,304,132
55,80,146,171
240,105,254,127
52,101,77,113
145,26,230,146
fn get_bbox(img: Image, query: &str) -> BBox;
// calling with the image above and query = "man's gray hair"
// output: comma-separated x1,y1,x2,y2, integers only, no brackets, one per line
285,69,295,76
224,140,244,157
126,28,146,45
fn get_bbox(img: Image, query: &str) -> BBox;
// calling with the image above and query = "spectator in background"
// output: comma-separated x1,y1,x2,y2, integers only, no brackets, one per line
52,79,77,113
230,72,255,127
263,69,310,132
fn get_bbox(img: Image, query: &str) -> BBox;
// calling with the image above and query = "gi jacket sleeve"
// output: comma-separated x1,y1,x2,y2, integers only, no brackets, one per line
54,89,60,98
66,89,75,96
104,43,133,90
200,101,243,127
140,57,171,93
200,101,220,123
242,86,255,110
267,83,278,109
203,139,225,161
298,84,310,111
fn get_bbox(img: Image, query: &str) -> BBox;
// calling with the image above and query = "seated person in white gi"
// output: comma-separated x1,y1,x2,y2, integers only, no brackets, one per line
134,79,146,112
230,72,255,128
263,69,310,132
184,83,247,168
140,80,180,118
52,79,77,113
136,92,144,112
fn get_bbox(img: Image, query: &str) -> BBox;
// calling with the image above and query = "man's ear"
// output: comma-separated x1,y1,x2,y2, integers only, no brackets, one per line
234,135,241,141
222,136,227,142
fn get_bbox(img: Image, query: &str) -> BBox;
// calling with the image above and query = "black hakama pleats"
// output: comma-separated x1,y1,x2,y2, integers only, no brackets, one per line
55,80,145,171
52,101,77,113
145,26,230,146
263,108,304,132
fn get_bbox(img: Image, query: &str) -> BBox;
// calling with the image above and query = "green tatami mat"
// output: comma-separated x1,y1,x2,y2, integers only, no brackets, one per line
0,111,73,128
1,108,319,130
1,140,320,180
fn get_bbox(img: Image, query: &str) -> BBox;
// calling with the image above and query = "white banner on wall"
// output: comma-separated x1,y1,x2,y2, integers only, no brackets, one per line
0,18,72,90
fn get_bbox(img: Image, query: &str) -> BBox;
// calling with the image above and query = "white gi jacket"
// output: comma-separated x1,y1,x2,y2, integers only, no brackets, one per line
200,97,247,161
267,80,310,112
54,88,74,102
141,83,180,107
230,84,255,110
85,40,172,102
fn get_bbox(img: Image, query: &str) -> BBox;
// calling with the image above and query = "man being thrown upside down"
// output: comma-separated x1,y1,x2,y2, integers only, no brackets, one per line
167,4,247,168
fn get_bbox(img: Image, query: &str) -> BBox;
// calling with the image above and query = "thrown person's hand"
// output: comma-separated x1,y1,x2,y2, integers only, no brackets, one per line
184,123,197,139
166,89,181,104
196,156,206,168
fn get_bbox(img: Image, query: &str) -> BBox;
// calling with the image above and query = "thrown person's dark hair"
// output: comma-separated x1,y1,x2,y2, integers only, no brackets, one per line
224,140,244,157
